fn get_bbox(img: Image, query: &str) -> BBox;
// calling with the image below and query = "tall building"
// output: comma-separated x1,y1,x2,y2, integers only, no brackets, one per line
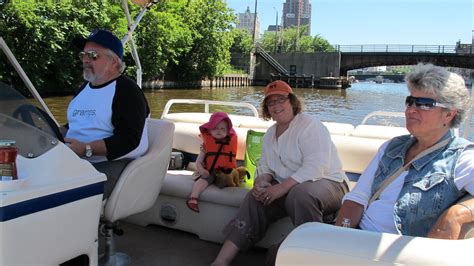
236,6,260,39
283,0,311,35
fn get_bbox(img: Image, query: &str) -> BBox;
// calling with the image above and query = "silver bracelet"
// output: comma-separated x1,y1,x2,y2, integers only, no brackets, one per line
341,217,351,228
457,202,473,221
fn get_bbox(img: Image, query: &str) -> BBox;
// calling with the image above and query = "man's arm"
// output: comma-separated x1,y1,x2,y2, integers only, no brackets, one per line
64,138,107,157
104,76,149,160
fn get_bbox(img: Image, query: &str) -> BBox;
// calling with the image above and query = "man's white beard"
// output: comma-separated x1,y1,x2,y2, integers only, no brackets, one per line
83,70,96,83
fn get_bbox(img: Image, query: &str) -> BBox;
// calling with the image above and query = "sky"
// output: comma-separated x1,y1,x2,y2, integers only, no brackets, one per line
225,0,473,46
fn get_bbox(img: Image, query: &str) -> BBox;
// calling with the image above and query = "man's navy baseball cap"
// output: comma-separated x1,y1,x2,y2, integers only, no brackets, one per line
73,29,123,60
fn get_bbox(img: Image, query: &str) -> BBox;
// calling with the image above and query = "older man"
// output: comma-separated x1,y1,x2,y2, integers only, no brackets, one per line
64,29,150,198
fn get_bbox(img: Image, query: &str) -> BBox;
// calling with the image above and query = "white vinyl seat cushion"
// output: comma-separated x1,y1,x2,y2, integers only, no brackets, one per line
103,119,175,222
277,222,474,266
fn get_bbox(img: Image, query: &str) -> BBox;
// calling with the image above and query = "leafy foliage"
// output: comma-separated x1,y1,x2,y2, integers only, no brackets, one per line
260,26,334,53
166,0,236,80
0,1,126,95
230,28,253,55
0,0,333,95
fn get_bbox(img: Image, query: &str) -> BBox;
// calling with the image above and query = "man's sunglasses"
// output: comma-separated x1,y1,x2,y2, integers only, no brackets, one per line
405,96,447,110
78,51,98,61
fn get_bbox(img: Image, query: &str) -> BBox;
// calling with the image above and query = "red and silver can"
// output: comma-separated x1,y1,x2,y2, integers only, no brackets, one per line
0,140,18,181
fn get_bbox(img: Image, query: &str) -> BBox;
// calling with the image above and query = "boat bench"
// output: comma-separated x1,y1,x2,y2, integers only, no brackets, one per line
126,116,392,247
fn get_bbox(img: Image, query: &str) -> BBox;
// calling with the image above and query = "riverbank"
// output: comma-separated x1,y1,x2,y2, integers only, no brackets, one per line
143,74,251,89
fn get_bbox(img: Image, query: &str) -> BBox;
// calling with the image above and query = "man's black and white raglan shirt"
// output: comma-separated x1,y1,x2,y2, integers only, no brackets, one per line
66,75,150,163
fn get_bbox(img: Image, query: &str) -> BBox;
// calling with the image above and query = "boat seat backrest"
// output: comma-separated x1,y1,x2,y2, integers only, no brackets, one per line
351,124,409,139
173,121,384,175
164,114,354,136
330,134,386,174
103,119,174,222
168,114,409,176
322,122,354,136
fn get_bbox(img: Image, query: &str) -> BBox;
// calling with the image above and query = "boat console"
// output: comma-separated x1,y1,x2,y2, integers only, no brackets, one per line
0,37,106,265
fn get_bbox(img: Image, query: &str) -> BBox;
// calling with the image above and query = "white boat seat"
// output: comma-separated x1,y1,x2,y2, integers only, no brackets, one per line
103,119,174,222
277,220,474,266
163,170,247,208
100,119,174,265
322,122,354,136
330,134,386,175
351,124,409,139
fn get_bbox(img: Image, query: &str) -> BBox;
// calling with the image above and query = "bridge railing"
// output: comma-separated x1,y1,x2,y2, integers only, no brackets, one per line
334,44,473,54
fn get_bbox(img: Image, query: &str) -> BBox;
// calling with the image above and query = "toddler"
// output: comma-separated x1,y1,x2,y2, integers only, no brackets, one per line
186,112,238,213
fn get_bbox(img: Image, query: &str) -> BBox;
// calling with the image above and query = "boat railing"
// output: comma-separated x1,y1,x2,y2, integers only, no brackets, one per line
334,44,469,54
161,99,260,118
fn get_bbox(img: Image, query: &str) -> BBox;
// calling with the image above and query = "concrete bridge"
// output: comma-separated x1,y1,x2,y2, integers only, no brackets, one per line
337,44,474,75
253,44,474,84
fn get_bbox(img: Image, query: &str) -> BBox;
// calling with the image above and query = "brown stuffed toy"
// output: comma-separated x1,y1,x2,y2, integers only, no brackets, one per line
215,166,249,188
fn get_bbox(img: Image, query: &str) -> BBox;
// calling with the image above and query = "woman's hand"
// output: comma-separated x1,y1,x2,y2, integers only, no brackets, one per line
252,179,270,201
261,184,287,206
251,175,296,206
252,175,272,203
427,202,472,239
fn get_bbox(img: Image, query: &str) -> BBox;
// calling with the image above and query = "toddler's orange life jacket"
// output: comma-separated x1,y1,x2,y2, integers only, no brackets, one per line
202,133,237,172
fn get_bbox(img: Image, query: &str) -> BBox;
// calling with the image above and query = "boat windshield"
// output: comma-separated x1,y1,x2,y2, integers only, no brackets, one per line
0,40,60,158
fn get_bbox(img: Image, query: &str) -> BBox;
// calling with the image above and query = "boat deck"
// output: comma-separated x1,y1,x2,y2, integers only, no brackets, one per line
104,222,267,266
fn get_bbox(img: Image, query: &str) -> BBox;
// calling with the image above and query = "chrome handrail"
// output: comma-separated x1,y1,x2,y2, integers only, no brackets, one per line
161,99,260,118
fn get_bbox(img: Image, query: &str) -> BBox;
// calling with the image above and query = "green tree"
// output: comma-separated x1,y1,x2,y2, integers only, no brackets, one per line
312,34,335,52
167,0,235,80
230,28,253,55
0,1,126,95
0,0,240,93
133,0,193,80
260,26,334,53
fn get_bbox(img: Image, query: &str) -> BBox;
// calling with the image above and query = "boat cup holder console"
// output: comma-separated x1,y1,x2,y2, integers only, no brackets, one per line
160,203,178,226
168,151,184,170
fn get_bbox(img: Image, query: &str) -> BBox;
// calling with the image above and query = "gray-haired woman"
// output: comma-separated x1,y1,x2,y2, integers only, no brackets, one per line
337,63,474,239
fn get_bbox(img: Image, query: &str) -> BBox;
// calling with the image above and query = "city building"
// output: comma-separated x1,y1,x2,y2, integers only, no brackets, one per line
236,6,260,39
282,0,311,35
266,25,283,33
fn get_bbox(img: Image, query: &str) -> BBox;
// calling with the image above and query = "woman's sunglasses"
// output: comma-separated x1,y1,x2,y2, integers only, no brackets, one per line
78,51,98,61
405,96,447,110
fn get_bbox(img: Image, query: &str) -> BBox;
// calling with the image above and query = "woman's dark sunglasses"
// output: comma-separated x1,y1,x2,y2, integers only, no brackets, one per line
405,96,447,110
78,51,98,61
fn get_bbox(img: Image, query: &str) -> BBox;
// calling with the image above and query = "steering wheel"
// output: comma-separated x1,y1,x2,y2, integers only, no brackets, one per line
12,104,65,143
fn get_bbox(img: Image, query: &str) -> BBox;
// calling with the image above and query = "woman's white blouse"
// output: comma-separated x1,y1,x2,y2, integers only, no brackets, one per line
257,113,347,184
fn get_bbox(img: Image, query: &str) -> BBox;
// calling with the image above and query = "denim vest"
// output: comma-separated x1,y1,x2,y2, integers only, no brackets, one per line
371,130,470,236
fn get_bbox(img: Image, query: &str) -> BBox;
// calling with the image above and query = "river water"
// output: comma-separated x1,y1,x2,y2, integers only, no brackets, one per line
43,82,474,141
